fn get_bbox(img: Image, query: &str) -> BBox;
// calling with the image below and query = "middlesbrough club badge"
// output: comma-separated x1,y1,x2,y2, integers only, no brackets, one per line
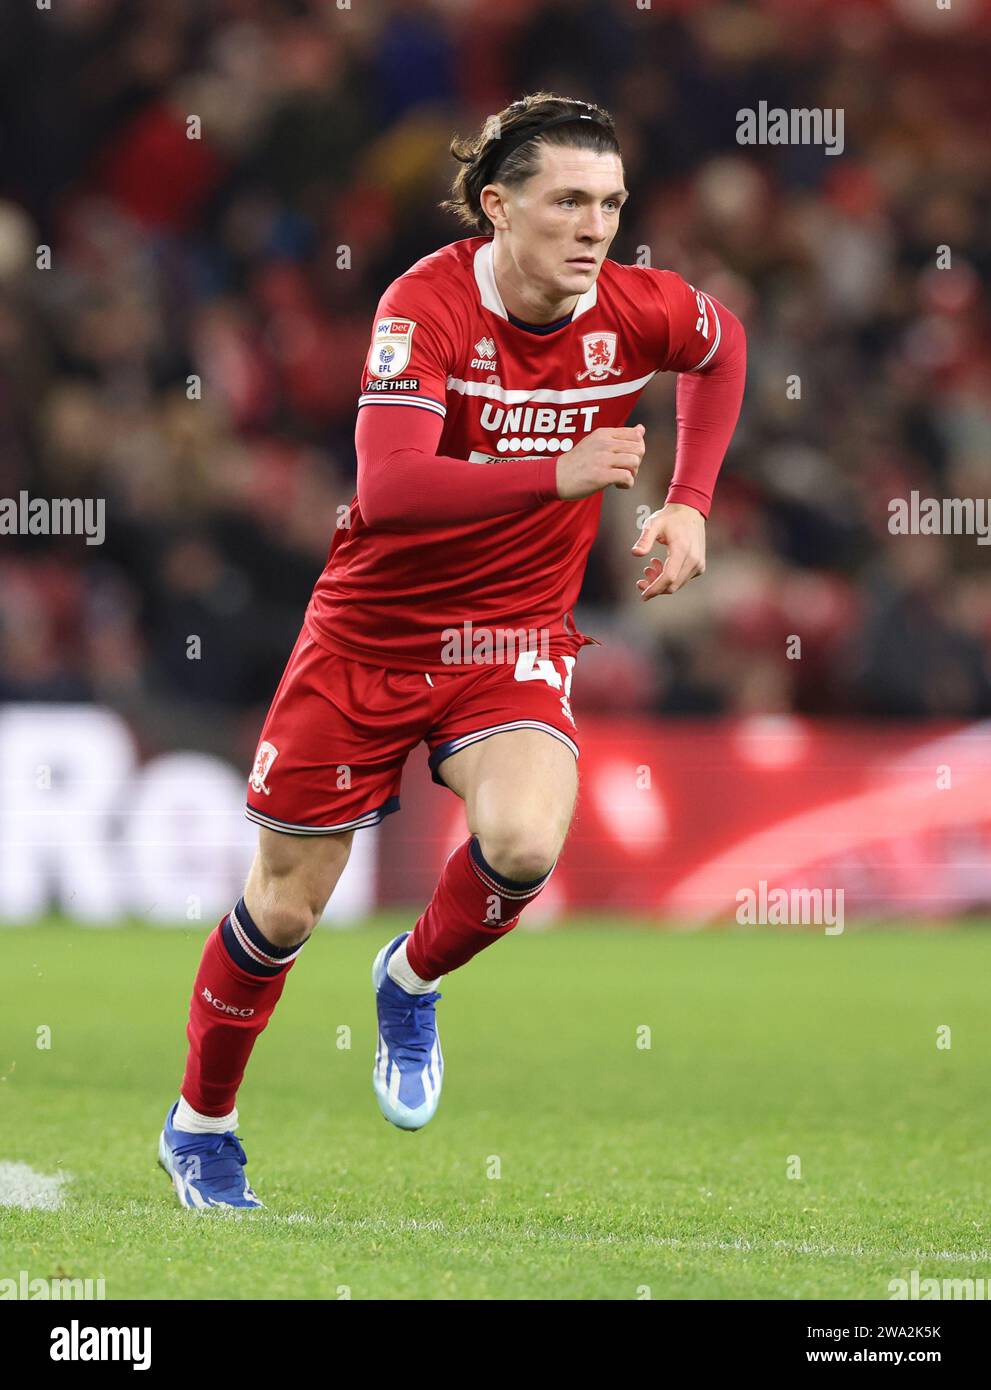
249,741,278,796
576,331,622,381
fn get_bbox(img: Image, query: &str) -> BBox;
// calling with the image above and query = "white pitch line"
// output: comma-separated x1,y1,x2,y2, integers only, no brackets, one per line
503,1227,991,1265
629,1234,991,1263
265,1212,991,1265
0,1161,71,1210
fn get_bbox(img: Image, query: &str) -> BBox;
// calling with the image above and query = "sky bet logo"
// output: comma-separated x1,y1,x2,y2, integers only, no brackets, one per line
369,318,415,377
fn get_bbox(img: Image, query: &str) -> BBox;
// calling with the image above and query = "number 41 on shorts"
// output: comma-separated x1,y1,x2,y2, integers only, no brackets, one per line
514,650,576,726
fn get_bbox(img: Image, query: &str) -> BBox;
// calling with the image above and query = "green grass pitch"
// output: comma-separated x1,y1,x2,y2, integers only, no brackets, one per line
1,920,989,1300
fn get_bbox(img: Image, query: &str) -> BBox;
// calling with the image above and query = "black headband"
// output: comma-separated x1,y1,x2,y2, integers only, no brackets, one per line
483,103,611,181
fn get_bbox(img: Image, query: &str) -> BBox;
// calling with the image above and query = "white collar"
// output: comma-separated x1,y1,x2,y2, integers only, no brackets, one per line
472,239,598,323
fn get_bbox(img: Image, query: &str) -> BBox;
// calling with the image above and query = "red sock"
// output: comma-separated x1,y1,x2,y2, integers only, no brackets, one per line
404,836,553,979
180,898,305,1116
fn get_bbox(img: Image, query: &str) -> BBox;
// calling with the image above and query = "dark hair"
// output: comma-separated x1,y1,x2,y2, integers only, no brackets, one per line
440,92,621,236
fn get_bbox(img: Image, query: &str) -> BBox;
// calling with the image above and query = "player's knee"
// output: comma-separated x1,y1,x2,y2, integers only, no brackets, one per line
477,828,559,885
249,895,319,949
244,830,351,949
244,871,327,948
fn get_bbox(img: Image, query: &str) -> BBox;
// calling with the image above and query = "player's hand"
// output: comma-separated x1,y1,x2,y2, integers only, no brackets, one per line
632,503,706,598
556,424,646,499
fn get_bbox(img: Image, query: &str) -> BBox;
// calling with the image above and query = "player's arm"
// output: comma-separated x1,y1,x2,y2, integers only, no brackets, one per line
632,273,747,598
356,405,559,527
357,407,649,528
357,293,565,528
356,286,648,527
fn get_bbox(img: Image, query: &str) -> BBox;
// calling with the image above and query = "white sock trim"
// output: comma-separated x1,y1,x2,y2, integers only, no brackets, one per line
386,938,442,995
174,1096,239,1134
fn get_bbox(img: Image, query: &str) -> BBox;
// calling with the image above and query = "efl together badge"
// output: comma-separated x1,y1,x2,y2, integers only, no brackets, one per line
369,318,416,377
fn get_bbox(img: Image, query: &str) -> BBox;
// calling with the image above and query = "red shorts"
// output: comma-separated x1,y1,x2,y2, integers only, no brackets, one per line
245,624,582,835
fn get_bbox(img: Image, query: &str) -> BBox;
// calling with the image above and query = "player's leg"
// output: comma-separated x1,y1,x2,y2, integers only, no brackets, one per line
180,828,353,1124
160,626,419,1205
159,829,352,1209
400,727,577,982
443,725,577,875
371,724,577,1132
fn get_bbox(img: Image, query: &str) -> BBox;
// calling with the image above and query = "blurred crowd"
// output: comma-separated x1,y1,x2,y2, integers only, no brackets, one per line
1,0,990,738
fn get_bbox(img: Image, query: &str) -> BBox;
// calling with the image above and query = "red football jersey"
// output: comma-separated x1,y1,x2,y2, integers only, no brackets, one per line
306,235,728,671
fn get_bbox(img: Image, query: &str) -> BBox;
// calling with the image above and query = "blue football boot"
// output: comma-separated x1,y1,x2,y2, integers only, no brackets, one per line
371,933,443,1130
158,1102,264,1209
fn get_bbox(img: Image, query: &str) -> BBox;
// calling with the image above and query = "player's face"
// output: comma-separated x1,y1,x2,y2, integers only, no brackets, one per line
496,145,628,302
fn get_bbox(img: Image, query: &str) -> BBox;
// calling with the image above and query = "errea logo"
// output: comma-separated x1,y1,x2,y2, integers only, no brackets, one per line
471,336,497,371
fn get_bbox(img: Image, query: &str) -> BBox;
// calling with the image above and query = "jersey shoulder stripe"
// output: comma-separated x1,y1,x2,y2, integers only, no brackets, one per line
357,393,447,418
688,291,721,371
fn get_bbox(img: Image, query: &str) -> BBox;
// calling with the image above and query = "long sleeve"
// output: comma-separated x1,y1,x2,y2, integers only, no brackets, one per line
356,403,560,530
665,303,747,517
